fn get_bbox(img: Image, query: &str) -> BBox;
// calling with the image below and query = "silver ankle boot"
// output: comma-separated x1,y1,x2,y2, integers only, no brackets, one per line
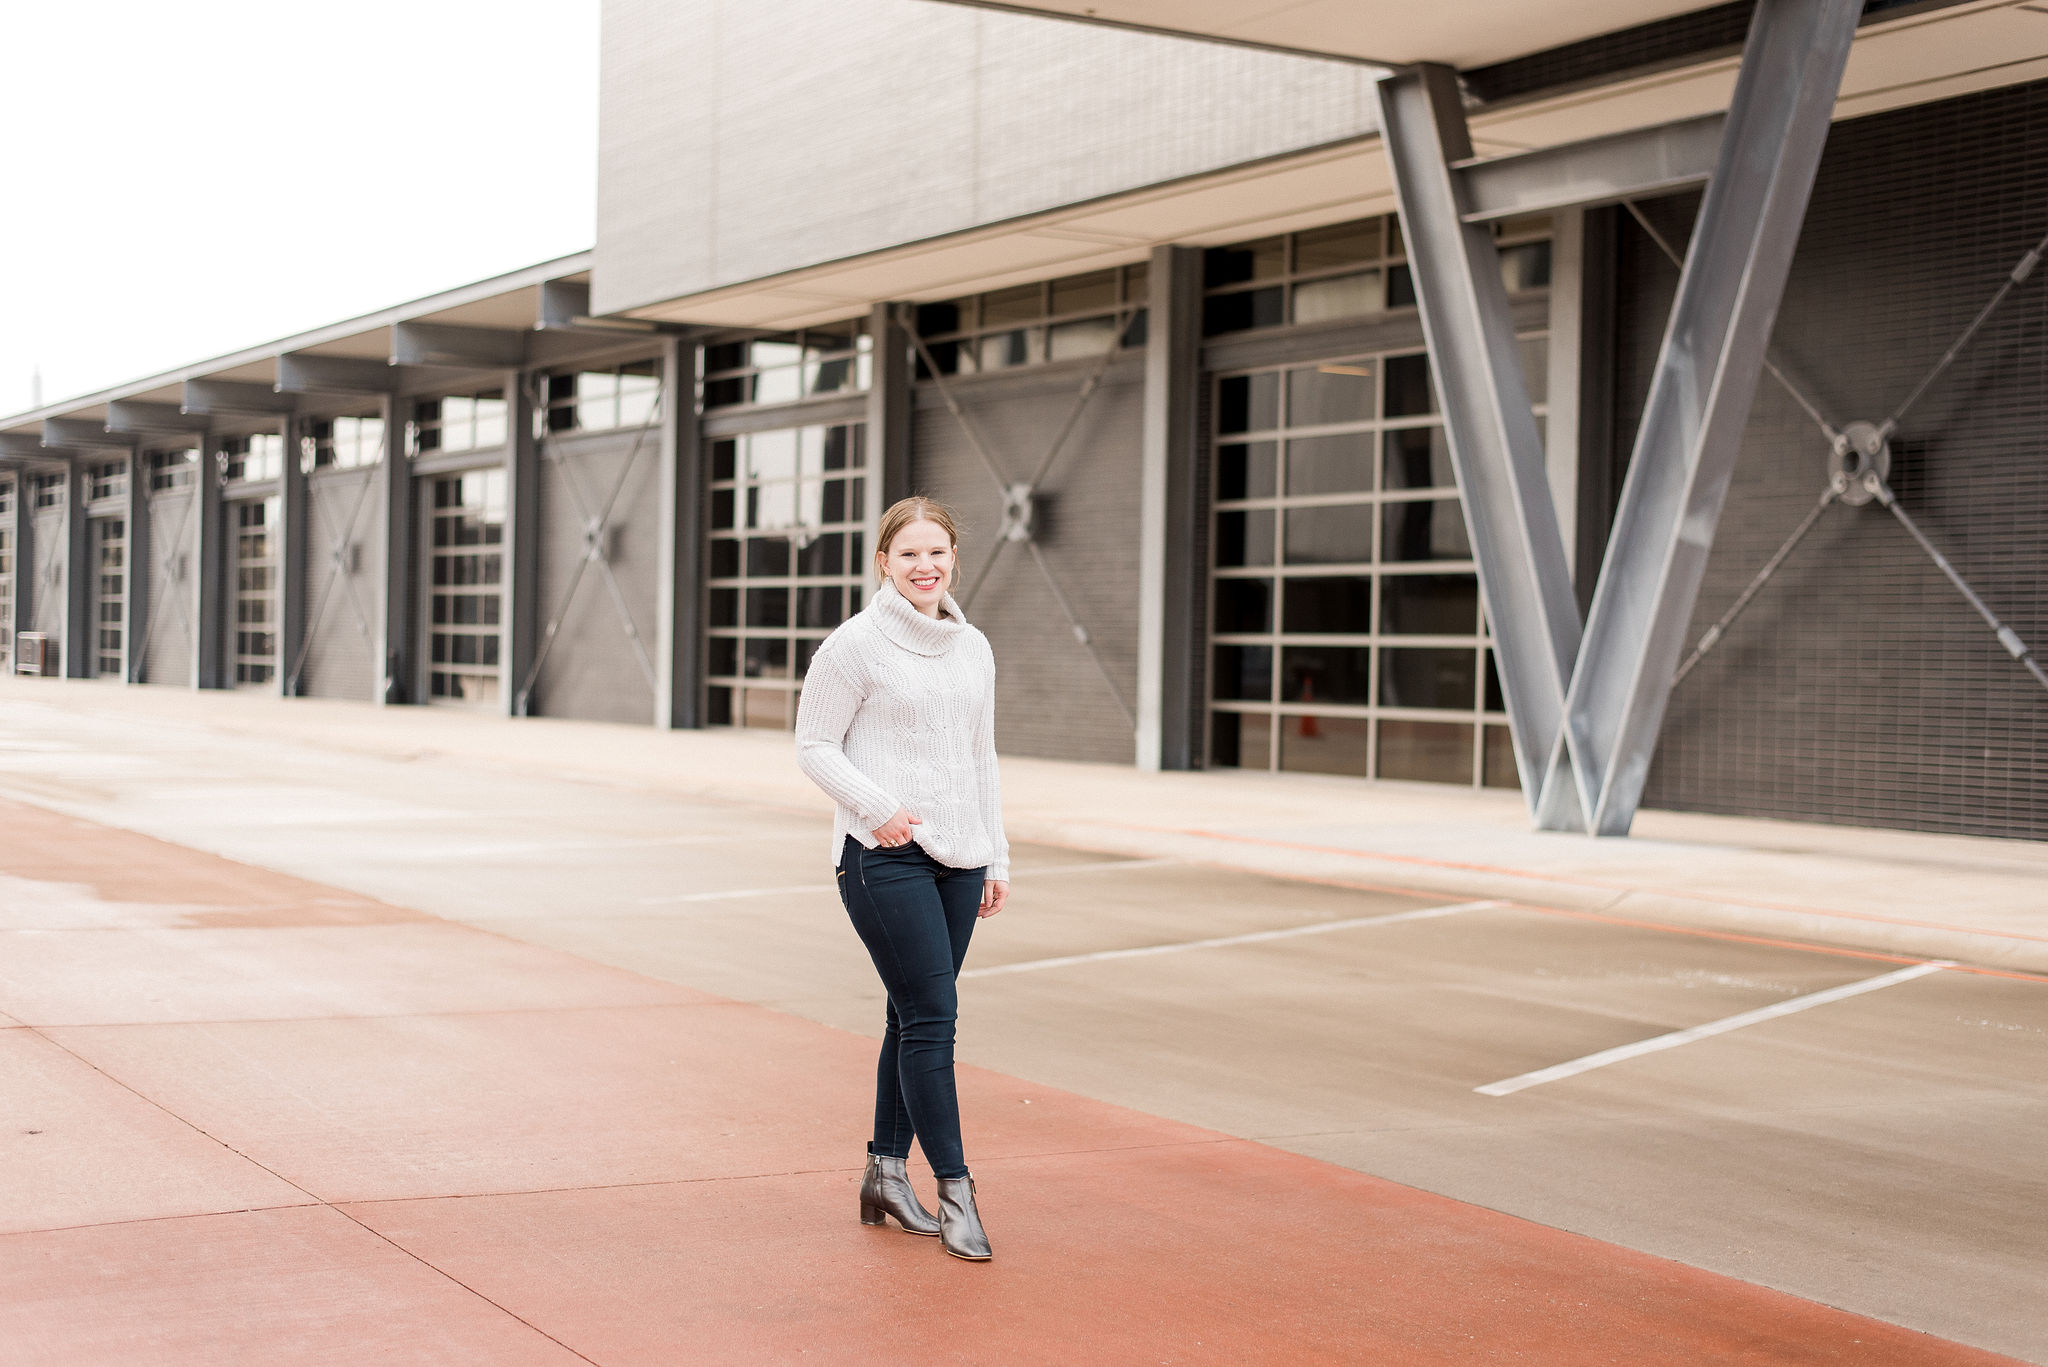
936,1173,991,1260
859,1153,940,1235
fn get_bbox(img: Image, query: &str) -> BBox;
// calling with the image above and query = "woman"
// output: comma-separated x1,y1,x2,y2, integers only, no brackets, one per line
794,495,1011,1262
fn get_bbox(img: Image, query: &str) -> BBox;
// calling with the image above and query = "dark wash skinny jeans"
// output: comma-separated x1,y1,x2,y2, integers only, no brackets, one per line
836,835,985,1180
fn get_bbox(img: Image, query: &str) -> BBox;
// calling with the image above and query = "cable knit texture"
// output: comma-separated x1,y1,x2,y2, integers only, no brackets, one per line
795,580,1010,883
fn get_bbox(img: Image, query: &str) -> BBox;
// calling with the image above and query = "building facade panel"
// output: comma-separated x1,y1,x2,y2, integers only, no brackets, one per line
30,489,67,651
1635,82,2048,839
299,467,384,702
594,0,1379,315
911,360,1146,764
532,427,664,725
144,485,196,686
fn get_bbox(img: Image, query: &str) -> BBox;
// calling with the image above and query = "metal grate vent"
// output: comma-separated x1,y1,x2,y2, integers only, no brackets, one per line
1620,81,2048,840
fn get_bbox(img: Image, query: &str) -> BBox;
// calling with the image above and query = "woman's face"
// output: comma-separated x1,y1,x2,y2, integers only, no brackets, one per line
879,518,956,612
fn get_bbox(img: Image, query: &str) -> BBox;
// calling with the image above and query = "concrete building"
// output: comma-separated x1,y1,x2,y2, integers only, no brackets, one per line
4,0,2044,839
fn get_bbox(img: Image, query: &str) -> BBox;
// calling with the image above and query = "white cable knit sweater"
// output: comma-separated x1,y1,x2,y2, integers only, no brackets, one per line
794,580,1010,883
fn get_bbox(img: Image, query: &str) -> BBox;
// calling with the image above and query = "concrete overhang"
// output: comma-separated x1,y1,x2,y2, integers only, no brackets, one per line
612,0,2048,333
0,257,597,449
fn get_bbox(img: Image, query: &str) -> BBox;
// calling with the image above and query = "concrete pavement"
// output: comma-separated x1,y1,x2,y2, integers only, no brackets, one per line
3,677,2045,1361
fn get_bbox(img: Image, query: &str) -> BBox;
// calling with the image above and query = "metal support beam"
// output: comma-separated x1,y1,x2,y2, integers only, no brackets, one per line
124,450,149,682
194,436,226,688
539,278,659,334
275,353,399,395
182,380,295,416
502,369,540,714
106,402,207,436
0,434,65,460
277,417,306,696
868,302,914,514
62,463,90,678
1136,244,1203,771
1457,114,1724,224
44,418,134,450
1374,62,1584,816
391,322,526,369
1550,0,1860,835
374,392,414,704
655,335,703,729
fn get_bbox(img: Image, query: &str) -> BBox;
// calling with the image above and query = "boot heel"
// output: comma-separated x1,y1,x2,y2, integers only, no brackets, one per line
859,1202,888,1227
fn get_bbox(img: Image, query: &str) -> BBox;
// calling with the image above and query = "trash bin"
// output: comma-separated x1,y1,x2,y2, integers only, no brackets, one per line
16,632,55,676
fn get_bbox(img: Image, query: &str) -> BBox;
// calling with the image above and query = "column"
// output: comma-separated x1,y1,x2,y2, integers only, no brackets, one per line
375,392,415,704
278,416,307,695
194,436,226,688
1135,245,1204,771
867,302,914,514
63,461,90,678
124,451,150,682
503,369,540,715
655,334,704,729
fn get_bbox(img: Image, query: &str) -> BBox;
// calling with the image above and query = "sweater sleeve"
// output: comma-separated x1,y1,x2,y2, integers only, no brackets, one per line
794,632,902,830
974,639,1011,883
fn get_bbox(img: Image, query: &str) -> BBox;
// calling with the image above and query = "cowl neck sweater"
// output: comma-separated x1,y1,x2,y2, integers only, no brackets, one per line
793,580,1009,882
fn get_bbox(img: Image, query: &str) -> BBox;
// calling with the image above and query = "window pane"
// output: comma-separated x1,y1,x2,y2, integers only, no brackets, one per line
710,539,740,578
746,587,790,628
746,537,791,577
1281,645,1370,705
978,328,1039,371
1281,575,1370,634
1203,287,1284,336
1295,220,1378,271
1384,354,1434,417
1381,574,1480,635
1215,510,1275,567
1051,270,1117,314
1211,644,1272,702
1203,238,1285,287
1283,503,1372,566
797,532,845,577
1279,715,1370,777
1288,363,1375,427
1213,578,1272,634
746,430,799,482
796,585,844,629
1501,240,1552,292
1483,725,1520,789
1048,317,1118,361
1217,372,1280,435
709,588,738,628
1209,709,1271,769
744,637,791,678
743,687,789,728
1216,442,1277,500
709,636,738,676
1381,498,1471,562
1293,271,1382,324
1382,426,1454,490
981,284,1043,325
1378,647,1477,710
1377,720,1473,783
1518,336,1549,400
1287,433,1374,496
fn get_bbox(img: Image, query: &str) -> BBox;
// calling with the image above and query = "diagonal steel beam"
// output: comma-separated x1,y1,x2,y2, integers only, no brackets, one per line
1374,62,1583,820
1547,0,1861,835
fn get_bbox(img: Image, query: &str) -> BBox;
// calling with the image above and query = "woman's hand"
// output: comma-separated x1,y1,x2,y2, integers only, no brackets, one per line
979,879,1009,918
872,808,921,848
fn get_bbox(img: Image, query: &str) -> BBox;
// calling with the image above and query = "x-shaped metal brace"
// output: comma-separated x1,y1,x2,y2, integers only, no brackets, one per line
511,382,665,716
1637,204,2048,697
896,304,1139,727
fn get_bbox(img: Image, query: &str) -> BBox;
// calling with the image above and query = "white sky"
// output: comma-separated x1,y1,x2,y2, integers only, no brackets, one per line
0,0,600,418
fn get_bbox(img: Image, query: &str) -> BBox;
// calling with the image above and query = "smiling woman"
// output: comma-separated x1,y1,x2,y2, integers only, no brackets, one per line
793,494,1010,1262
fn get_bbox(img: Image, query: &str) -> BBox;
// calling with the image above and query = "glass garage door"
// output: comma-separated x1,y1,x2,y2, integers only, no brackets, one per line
1206,348,1541,788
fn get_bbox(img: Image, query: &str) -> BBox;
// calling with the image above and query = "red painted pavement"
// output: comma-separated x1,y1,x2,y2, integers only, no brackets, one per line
0,799,2017,1365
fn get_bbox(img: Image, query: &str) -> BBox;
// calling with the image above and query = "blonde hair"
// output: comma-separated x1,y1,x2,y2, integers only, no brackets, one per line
874,496,963,586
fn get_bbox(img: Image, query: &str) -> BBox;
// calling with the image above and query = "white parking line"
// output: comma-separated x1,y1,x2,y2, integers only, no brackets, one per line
636,857,1181,905
961,900,1501,979
1475,960,1954,1097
